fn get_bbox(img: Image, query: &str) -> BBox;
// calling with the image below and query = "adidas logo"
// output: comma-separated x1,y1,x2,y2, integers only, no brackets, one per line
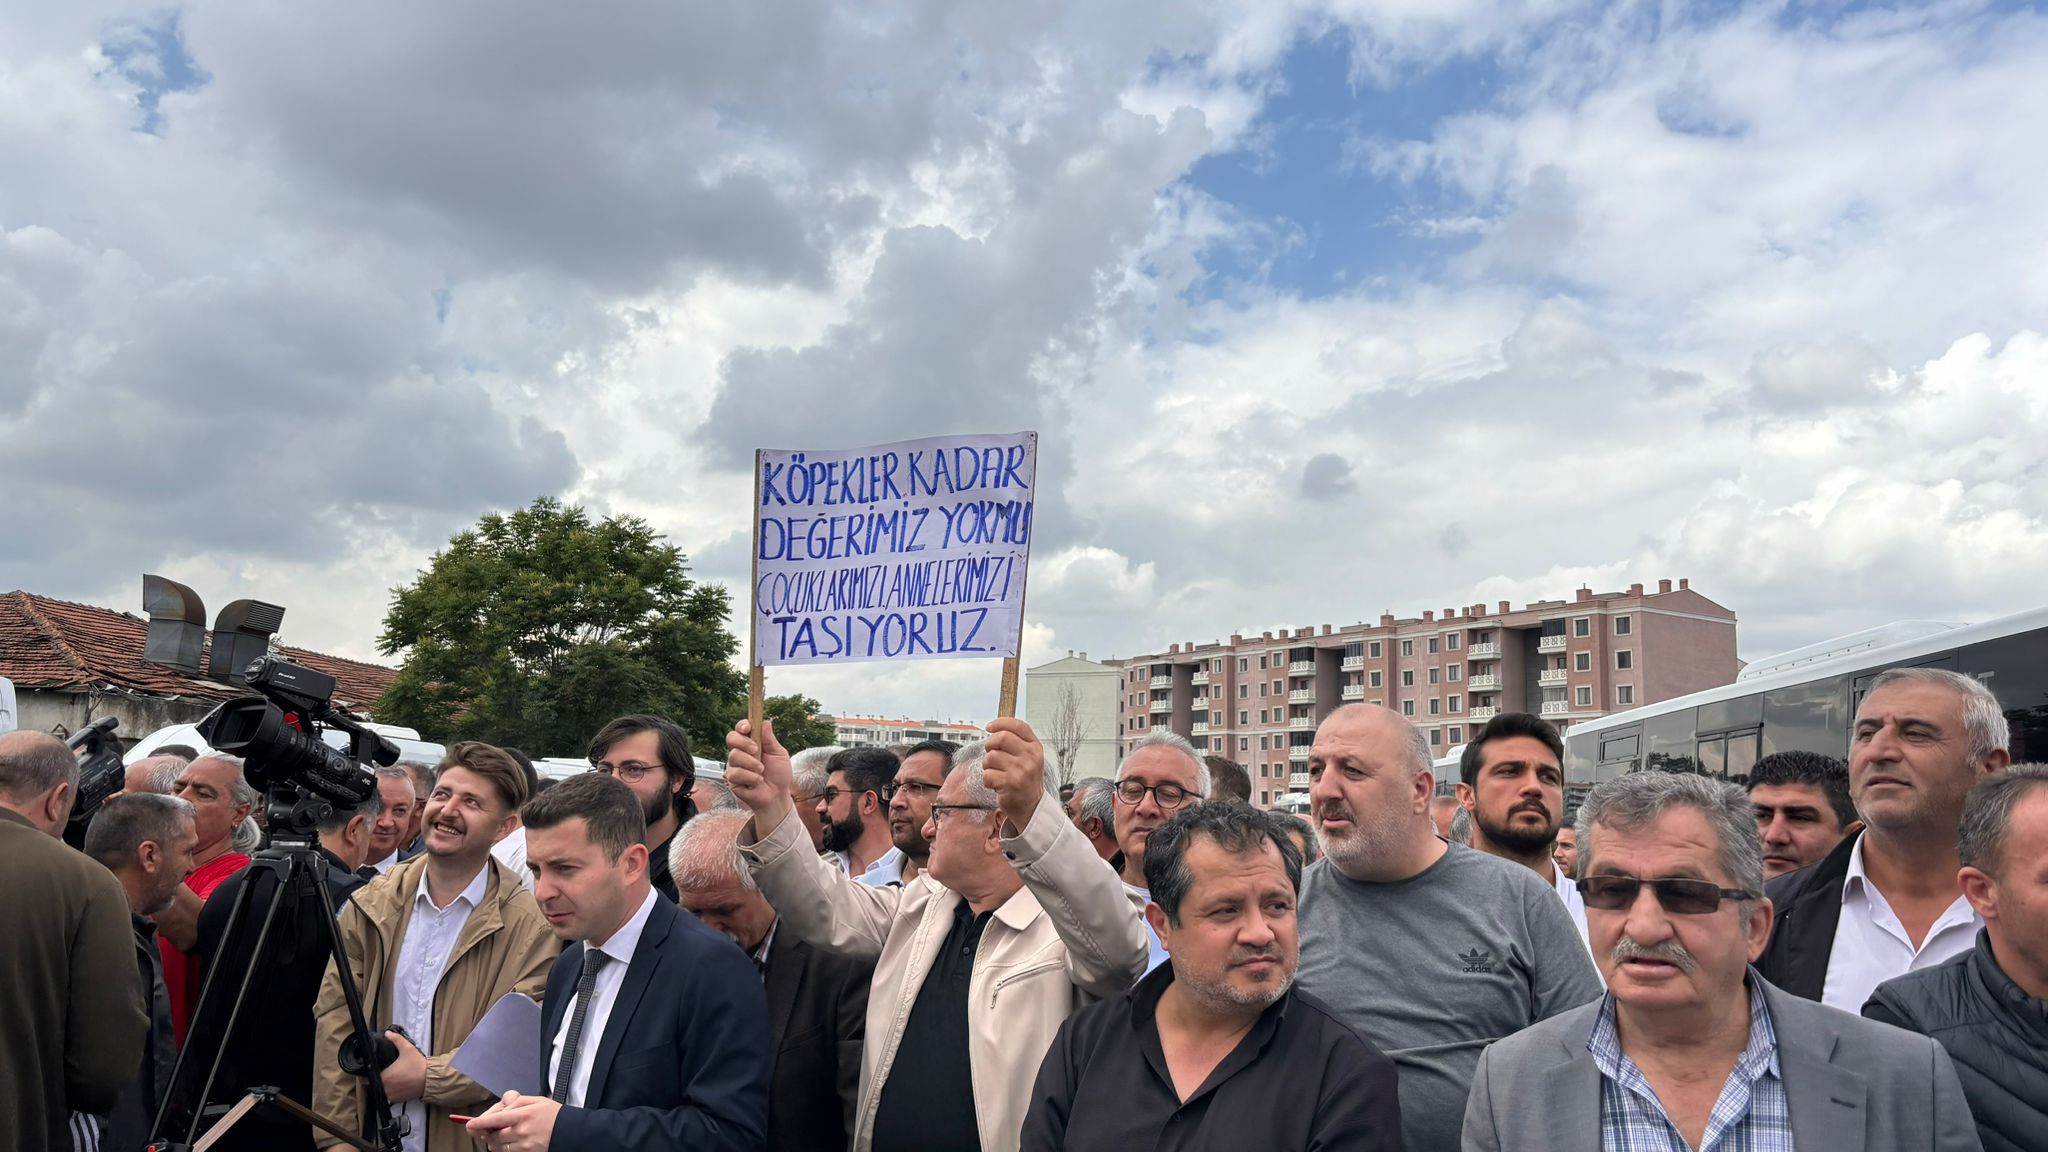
1459,948,1495,974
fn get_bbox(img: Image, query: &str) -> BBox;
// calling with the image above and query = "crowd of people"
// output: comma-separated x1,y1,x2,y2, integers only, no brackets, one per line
3,664,2045,1151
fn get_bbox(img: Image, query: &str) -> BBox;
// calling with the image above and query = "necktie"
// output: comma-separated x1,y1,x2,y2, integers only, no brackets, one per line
551,949,611,1104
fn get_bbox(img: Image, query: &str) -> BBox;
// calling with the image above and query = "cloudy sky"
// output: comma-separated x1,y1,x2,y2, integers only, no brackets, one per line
5,0,2045,735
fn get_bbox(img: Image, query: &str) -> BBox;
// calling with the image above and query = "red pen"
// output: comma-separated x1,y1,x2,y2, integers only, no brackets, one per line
449,1116,477,1124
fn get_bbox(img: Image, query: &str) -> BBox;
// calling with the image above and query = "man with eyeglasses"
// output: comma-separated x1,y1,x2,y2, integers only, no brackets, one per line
1462,771,1979,1152
1296,704,1598,1152
725,716,1147,1152
820,746,905,887
588,714,698,902
1114,730,1211,974
884,740,957,884
789,745,843,853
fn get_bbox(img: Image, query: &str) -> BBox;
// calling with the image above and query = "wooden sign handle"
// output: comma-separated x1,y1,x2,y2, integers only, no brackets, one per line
997,656,1020,719
748,450,767,738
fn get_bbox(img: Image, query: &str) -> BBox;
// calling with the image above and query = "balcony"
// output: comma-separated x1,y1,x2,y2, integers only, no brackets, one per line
1538,669,1568,687
1190,670,1209,686
1288,689,1314,703
1149,698,1173,714
1289,715,1315,730
1468,673,1502,690
1288,660,1315,676
1341,656,1364,671
1150,675,1171,689
1469,706,1499,722
1288,772,1311,789
1191,721,1209,736
1540,701,1571,717
1468,642,1500,659
1341,683,1364,701
1538,635,1567,654
1289,747,1311,763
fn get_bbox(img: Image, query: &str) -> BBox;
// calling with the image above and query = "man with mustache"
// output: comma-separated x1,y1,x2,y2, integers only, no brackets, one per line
818,746,903,886
1462,771,1979,1152
1022,802,1402,1152
1295,704,1599,1152
1114,730,1211,973
670,810,871,1152
313,742,559,1152
588,714,698,903
1457,712,1586,938
883,740,955,884
1757,668,2010,1008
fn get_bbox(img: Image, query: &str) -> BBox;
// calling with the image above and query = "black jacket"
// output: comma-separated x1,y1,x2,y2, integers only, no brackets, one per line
540,894,771,1152
1864,931,2048,1152
173,848,367,1152
1021,962,1404,1152
761,925,871,1152
1754,830,1861,1001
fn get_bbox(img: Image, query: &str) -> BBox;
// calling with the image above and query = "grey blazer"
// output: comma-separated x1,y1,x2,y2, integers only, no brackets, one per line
1461,977,1982,1152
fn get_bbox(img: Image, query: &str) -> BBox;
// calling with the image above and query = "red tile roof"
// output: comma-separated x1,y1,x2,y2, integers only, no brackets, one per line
0,590,397,713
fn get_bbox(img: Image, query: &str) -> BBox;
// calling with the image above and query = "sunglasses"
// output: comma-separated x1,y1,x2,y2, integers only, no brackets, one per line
1577,875,1757,915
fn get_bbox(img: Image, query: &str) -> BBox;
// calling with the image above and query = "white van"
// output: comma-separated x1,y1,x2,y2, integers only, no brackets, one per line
0,676,16,733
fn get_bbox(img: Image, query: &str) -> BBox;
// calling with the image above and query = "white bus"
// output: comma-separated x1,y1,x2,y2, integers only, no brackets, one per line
1562,604,2048,809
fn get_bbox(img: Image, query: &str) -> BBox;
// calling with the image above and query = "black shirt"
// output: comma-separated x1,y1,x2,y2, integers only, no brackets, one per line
100,914,175,1152
870,899,990,1152
1020,961,1404,1152
649,829,679,902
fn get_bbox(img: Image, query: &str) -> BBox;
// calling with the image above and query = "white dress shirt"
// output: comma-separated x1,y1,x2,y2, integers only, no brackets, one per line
1551,859,1590,944
836,845,906,887
1821,835,1980,1012
490,826,533,892
391,863,490,1152
548,887,660,1107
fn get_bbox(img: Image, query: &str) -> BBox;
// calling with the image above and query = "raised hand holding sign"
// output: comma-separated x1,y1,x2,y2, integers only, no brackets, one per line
724,719,794,840
982,717,1048,838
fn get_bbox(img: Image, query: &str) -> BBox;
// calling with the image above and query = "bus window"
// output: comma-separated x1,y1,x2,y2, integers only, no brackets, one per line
1763,676,1849,758
1643,710,1699,773
1959,634,2048,763
1696,736,1726,778
1697,694,1763,734
1599,734,1640,763
1727,731,1761,781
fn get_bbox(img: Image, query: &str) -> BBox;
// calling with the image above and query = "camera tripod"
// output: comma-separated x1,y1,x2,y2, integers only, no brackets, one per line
148,786,403,1152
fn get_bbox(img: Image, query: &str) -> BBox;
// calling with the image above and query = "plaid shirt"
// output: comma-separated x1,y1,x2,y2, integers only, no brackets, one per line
1588,974,1795,1152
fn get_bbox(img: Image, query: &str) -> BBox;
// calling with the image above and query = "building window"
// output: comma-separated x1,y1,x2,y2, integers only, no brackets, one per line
1448,663,1462,681
1272,680,1283,694
1401,639,1414,657
1259,683,1268,697
1574,617,1590,637
1239,710,1249,726
1428,667,1440,685
1260,735,1270,750
1576,686,1593,707
1213,658,1224,672
1615,650,1634,670
1428,698,1441,716
1402,700,1416,717
1259,709,1269,723
1239,657,1249,672
1212,711,1222,724
1447,725,1463,743
1369,641,1382,659
1448,695,1462,713
1616,685,1635,706
1239,736,1250,752
1430,728,1443,747
1447,633,1461,650
1428,637,1440,654
1370,671,1383,688
1615,616,1632,636
1401,670,1415,687
1575,652,1591,672
1239,684,1249,699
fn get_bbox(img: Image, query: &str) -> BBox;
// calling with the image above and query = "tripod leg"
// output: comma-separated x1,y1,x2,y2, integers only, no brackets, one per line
181,861,297,1147
149,856,275,1145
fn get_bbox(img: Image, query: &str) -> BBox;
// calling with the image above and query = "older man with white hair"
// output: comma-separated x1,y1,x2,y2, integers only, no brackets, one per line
788,744,841,852
671,810,872,1152
1295,704,1600,1152
726,717,1146,1152
1112,729,1211,972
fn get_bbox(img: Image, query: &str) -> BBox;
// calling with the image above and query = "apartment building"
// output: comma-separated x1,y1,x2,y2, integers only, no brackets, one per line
833,715,987,750
1118,578,1737,807
1023,651,1125,781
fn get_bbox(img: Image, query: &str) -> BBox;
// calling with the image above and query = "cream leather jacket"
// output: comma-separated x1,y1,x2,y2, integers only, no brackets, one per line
740,791,1147,1152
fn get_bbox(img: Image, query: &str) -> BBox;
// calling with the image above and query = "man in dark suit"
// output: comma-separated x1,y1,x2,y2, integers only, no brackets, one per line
467,772,770,1152
670,810,870,1152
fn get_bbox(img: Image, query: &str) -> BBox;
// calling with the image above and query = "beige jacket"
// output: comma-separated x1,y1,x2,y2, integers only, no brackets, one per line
311,855,560,1152
741,791,1147,1152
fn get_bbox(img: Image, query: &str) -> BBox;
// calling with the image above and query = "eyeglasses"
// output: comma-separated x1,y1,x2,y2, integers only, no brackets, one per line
819,787,867,805
929,802,997,826
883,780,942,801
593,761,659,784
1577,875,1757,915
1113,780,1194,810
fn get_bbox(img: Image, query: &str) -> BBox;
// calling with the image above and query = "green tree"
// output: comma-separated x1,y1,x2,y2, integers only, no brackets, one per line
756,694,835,755
376,497,745,758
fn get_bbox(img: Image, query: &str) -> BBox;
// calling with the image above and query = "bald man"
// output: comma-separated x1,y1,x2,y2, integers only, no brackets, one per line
124,754,191,797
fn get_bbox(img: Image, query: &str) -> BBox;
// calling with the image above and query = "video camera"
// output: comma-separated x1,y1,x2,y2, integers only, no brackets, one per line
65,715,127,835
196,657,397,838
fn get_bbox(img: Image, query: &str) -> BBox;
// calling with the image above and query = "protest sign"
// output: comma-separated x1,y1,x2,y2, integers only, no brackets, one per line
747,432,1038,720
